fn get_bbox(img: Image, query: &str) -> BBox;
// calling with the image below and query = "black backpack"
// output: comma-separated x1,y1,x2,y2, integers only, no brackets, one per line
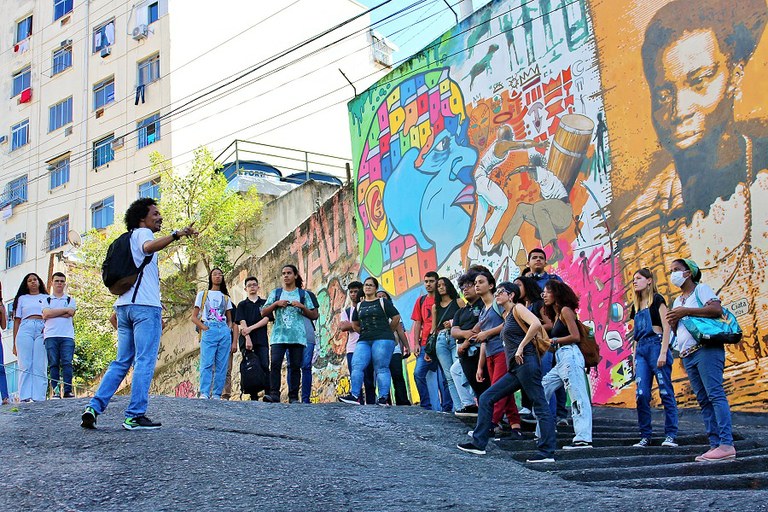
102,231,153,302
240,351,268,396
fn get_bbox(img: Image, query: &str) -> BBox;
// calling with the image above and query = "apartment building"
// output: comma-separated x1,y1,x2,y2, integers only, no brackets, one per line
0,0,393,386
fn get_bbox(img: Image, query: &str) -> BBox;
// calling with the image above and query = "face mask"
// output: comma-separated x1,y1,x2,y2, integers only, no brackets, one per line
670,271,687,287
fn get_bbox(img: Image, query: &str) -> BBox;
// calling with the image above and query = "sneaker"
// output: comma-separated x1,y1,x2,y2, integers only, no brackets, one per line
50,395,61,400
520,412,537,424
518,407,532,416
633,437,651,447
122,416,162,430
563,441,593,450
526,453,555,463
337,393,361,405
63,393,76,399
457,442,486,455
454,405,479,418
557,418,570,427
695,447,718,462
376,396,390,407
288,398,300,404
507,428,524,440
696,445,736,462
661,436,678,448
81,406,98,429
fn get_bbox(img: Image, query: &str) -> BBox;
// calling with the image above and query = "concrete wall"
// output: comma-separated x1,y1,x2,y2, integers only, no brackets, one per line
348,0,768,411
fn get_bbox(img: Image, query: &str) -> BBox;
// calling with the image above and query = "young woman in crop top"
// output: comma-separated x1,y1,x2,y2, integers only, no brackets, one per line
12,273,49,402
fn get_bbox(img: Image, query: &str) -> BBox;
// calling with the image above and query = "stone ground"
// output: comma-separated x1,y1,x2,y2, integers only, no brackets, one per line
1,396,767,512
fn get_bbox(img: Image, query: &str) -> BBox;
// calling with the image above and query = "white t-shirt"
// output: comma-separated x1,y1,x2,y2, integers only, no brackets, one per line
43,294,76,339
341,306,359,353
114,228,160,308
672,283,719,353
534,166,567,200
476,147,504,177
194,290,233,323
14,294,48,319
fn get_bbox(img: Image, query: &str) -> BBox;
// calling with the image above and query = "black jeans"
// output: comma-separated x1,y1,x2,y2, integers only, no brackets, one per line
389,352,411,405
244,344,270,400
458,346,490,397
270,343,304,401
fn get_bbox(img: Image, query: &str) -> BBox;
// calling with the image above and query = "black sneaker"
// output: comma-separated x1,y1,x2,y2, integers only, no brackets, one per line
557,417,570,427
520,412,537,424
455,405,479,418
338,393,361,405
508,428,524,440
563,441,592,450
376,396,390,407
457,442,486,455
81,406,98,429
262,394,278,403
526,453,555,463
122,416,162,430
288,398,300,404
63,392,76,399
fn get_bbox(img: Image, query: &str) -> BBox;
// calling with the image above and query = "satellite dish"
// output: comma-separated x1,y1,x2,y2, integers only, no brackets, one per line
67,230,82,248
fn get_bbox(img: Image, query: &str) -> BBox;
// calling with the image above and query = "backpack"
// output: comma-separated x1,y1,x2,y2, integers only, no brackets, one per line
240,351,268,396
102,231,153,302
511,305,551,357
577,320,600,369
196,289,231,338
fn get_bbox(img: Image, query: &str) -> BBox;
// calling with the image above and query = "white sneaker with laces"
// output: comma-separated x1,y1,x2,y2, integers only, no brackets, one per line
661,436,678,448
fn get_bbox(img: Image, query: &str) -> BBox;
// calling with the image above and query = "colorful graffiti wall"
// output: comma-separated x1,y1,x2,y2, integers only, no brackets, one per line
348,0,768,410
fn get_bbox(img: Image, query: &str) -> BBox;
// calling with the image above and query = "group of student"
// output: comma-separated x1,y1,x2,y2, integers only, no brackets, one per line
0,272,78,405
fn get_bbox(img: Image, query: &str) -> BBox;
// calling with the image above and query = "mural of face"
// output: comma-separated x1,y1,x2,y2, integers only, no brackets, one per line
648,29,736,155
469,103,491,147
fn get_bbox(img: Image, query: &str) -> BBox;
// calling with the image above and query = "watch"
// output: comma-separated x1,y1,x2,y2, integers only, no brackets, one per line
172,230,181,241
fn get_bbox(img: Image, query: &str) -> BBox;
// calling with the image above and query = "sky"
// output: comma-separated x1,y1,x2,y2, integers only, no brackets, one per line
358,0,483,63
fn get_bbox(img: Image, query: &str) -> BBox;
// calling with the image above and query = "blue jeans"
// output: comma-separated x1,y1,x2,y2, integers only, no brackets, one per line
414,348,453,411
288,342,315,403
90,305,162,418
473,355,556,457
541,345,593,442
199,322,232,399
351,339,395,400
0,336,9,400
45,336,75,395
435,331,468,411
683,346,733,447
449,357,475,408
16,319,47,402
635,339,678,438
346,352,375,404
541,351,568,420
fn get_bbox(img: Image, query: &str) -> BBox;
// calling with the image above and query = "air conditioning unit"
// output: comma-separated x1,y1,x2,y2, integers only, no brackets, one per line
60,39,72,48
100,46,112,58
132,24,148,40
111,136,125,149
64,126,73,136
0,135,7,144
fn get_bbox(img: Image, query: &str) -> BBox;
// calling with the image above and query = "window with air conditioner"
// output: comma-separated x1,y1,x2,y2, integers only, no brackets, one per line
93,19,115,53
91,196,114,229
52,46,73,75
93,77,115,110
49,97,73,132
93,134,114,168
138,177,161,199
137,54,160,86
137,113,160,149
12,67,31,98
11,120,30,151
54,0,74,21
49,156,70,189
16,16,32,44
48,216,69,251
5,236,25,269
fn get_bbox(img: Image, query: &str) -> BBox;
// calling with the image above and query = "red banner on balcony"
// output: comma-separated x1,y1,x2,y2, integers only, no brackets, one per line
19,88,32,103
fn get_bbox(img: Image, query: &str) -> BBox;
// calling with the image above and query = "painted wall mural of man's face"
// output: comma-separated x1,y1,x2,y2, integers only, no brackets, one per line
649,29,737,155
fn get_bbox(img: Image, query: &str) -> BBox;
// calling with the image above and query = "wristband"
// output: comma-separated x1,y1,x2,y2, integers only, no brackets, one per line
172,230,181,241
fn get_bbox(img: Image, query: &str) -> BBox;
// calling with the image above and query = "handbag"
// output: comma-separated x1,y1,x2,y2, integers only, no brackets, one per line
511,306,551,357
681,287,742,345
424,305,452,358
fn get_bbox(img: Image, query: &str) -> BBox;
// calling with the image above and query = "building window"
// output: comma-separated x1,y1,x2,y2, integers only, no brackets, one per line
148,2,159,24
93,134,114,168
54,0,74,21
49,157,70,189
5,301,13,329
93,77,115,110
16,16,33,44
138,177,161,199
52,46,73,75
93,19,115,52
12,66,32,98
11,120,30,151
137,54,160,86
5,236,25,269
49,97,73,132
48,216,69,251
137,113,160,149
91,196,114,229
2,175,28,207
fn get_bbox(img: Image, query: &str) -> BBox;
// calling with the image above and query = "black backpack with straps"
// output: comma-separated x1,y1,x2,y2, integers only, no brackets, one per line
102,231,153,302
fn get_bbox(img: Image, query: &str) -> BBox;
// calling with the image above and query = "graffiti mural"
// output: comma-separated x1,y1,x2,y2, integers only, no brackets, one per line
349,0,768,410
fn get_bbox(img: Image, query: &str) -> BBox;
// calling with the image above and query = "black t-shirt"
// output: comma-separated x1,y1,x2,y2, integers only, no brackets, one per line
629,293,667,328
551,318,571,339
435,299,460,329
452,299,483,342
352,298,399,342
235,297,271,348
503,306,537,368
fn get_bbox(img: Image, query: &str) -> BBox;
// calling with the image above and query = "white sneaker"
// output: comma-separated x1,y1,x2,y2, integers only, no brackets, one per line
661,436,678,448
518,407,532,415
